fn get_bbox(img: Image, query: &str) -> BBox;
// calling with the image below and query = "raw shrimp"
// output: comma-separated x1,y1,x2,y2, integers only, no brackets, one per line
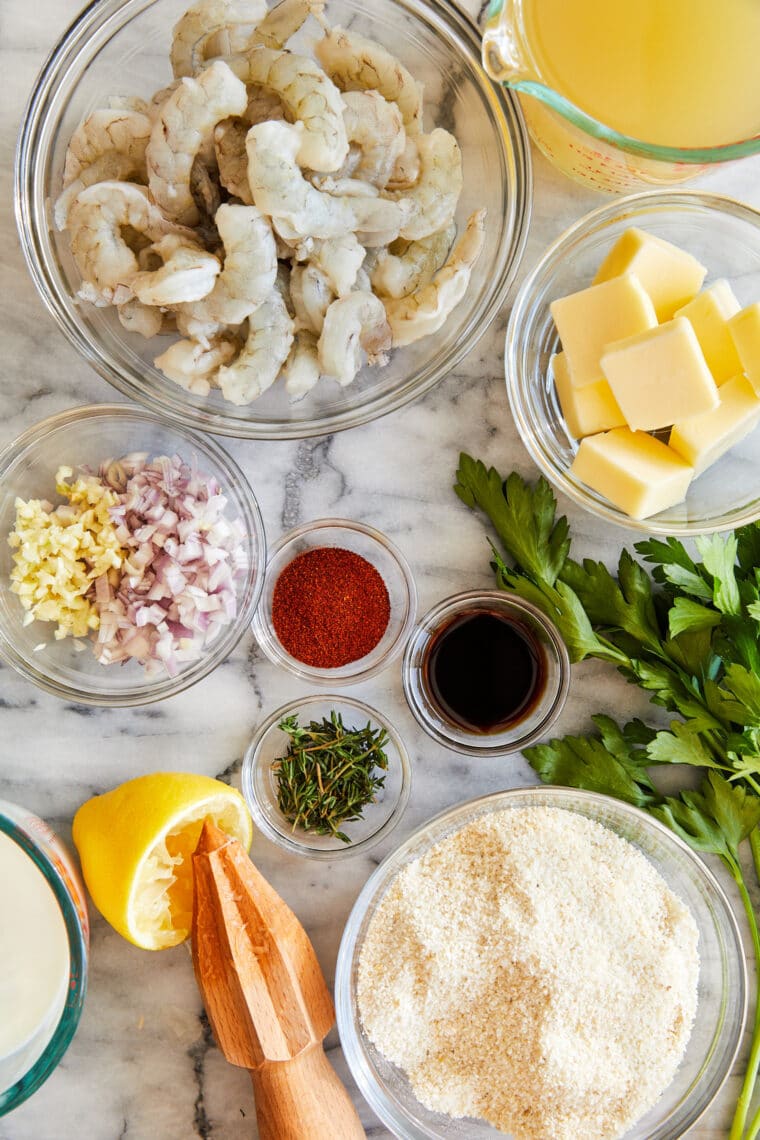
68,182,192,305
383,208,486,347
317,290,391,385
246,120,407,244
131,234,221,306
371,222,455,299
247,0,324,49
189,155,223,223
229,47,348,172
217,285,295,403
315,25,423,135
63,109,152,185
341,91,405,188
289,263,334,333
171,0,268,77
389,128,462,241
308,174,379,197
214,118,254,203
243,88,287,124
178,203,277,326
55,153,145,231
117,298,165,338
310,233,365,296
155,333,239,395
386,135,419,190
146,60,248,226
283,330,321,400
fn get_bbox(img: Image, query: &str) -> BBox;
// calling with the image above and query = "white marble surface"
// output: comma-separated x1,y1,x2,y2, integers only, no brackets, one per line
2,1,760,1137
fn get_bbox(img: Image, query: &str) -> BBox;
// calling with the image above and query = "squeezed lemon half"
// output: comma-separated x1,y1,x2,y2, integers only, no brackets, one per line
72,772,253,950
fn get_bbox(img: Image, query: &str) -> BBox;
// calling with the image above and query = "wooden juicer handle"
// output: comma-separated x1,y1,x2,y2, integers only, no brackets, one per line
251,1043,365,1140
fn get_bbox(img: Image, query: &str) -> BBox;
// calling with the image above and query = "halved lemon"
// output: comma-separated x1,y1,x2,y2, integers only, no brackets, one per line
72,772,253,951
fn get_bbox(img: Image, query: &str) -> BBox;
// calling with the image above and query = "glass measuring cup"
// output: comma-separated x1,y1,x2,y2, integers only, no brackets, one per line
482,0,760,193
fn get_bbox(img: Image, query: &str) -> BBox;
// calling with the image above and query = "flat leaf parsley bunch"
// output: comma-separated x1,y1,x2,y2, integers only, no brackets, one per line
455,453,760,1140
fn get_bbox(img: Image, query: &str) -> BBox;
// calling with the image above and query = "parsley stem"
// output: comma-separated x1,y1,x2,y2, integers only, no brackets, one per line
726,840,760,1140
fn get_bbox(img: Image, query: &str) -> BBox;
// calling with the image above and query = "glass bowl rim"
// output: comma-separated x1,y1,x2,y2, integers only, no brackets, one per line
14,0,533,441
505,188,760,536
336,783,748,1140
251,516,418,685
0,809,88,1117
240,692,413,859
0,402,267,706
401,588,571,755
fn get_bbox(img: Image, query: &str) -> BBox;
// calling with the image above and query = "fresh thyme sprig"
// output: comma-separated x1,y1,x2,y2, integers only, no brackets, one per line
273,711,389,843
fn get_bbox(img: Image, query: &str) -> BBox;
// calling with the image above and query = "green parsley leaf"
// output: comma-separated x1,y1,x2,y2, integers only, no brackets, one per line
646,721,722,769
525,729,655,808
653,772,760,860
695,533,741,615
667,596,722,639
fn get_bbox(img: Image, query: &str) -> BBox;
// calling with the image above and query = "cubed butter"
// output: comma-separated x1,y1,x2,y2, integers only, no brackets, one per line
669,374,760,475
729,302,760,395
550,273,657,389
593,228,706,320
552,352,626,439
675,280,742,385
600,317,719,431
571,428,694,520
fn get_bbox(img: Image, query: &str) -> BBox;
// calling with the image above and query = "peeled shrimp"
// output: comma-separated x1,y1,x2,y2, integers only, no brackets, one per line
229,47,348,172
55,153,145,231
213,118,254,203
317,290,391,385
68,182,192,305
146,60,248,226
131,234,221,306
246,120,407,244
283,330,321,400
309,233,365,296
63,109,152,186
388,128,463,241
243,88,287,124
246,0,324,49
341,91,405,188
178,203,277,327
117,298,166,339
171,0,268,77
386,136,420,191
371,222,455,299
383,208,486,347
154,333,239,395
315,25,423,135
217,285,295,404
289,263,334,333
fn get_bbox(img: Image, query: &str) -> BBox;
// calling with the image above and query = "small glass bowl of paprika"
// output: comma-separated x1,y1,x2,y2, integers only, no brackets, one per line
402,590,571,756
251,519,417,685
241,694,412,859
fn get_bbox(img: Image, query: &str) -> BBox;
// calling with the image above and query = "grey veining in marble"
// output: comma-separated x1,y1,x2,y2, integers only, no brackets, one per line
1,1,760,1137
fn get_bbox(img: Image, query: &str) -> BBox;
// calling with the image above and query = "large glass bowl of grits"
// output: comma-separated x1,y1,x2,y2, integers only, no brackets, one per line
506,190,760,535
336,786,746,1140
0,404,266,706
14,0,531,440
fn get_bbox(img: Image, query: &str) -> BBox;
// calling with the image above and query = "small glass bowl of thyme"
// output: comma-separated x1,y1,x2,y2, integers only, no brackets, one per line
241,695,412,859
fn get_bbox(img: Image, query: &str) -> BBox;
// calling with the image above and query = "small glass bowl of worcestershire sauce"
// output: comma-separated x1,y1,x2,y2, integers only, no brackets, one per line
402,590,570,755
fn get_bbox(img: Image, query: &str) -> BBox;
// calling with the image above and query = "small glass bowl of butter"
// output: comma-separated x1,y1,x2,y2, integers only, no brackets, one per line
506,190,760,534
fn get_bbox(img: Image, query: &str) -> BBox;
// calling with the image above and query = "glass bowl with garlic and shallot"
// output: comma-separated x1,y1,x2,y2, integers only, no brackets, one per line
506,190,760,535
15,0,531,440
0,404,265,706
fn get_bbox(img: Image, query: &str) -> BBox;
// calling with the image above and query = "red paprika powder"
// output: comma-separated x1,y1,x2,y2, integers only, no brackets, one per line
271,547,391,668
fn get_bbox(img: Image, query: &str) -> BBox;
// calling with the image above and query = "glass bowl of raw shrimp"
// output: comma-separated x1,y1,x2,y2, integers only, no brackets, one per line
0,404,266,706
15,0,531,440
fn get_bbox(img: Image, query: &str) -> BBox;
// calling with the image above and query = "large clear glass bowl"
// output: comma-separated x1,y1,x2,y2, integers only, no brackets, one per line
15,0,531,440
336,786,746,1140
0,405,266,705
506,190,760,535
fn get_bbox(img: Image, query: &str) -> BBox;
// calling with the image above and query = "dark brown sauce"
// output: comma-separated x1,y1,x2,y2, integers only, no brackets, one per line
423,609,546,734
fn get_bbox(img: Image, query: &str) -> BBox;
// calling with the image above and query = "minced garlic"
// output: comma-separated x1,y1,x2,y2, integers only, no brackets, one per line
9,468,125,640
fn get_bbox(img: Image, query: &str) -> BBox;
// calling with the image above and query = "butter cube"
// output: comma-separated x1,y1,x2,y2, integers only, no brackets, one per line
669,374,760,475
675,280,742,386
729,302,760,395
571,428,694,520
552,352,626,439
593,228,706,320
550,273,657,389
600,318,719,431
